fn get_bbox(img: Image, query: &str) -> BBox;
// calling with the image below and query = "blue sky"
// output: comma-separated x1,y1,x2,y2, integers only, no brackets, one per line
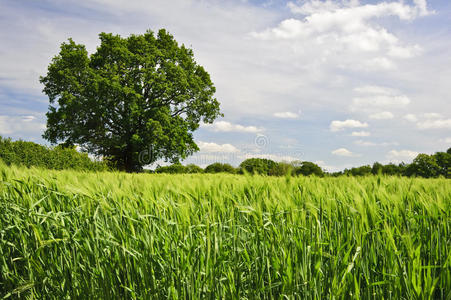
1,0,450,171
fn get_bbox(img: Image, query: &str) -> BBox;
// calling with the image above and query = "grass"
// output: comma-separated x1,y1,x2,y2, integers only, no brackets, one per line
0,162,450,299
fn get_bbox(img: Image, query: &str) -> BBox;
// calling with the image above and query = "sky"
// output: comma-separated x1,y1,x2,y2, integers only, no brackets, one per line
1,0,450,171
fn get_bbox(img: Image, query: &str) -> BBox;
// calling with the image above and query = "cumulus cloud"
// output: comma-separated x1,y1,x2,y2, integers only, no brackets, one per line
351,84,410,114
197,141,239,153
417,118,451,129
386,149,419,161
330,119,368,132
422,112,442,119
369,111,394,120
0,115,46,137
354,140,398,147
252,0,431,71
403,114,418,122
351,131,370,137
202,121,264,133
273,111,300,119
352,95,410,110
332,147,357,157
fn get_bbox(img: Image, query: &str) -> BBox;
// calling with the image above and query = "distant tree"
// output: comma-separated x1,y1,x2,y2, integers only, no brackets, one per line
405,154,440,178
447,148,451,155
372,162,383,175
155,163,186,174
40,29,222,172
239,158,277,175
293,161,324,177
268,162,293,176
345,165,372,176
185,164,204,174
433,151,451,178
204,163,236,174
381,163,402,176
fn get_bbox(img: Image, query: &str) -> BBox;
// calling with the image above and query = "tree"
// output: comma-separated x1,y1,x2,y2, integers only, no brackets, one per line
185,164,204,174
372,162,383,175
405,154,440,178
204,163,236,174
433,151,451,178
293,161,324,177
239,158,277,175
40,29,222,172
268,162,293,176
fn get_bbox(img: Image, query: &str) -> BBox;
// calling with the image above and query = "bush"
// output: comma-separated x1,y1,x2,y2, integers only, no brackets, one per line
239,158,277,175
0,136,108,171
155,164,187,174
293,161,324,177
204,163,236,174
268,162,293,176
185,164,204,174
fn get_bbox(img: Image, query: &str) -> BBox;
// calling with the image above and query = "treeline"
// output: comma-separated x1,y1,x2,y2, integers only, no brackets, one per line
0,136,449,178
0,136,108,171
333,149,451,178
155,149,450,179
154,159,327,177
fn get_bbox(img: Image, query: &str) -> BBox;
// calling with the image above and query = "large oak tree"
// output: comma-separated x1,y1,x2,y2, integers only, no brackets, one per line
41,29,222,172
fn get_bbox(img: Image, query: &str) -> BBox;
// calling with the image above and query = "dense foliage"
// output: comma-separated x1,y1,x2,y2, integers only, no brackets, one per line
204,162,236,174
335,149,450,178
0,165,449,298
154,163,203,174
40,29,221,172
0,136,107,171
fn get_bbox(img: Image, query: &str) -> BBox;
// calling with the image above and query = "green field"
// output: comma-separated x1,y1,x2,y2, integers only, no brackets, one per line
1,163,450,299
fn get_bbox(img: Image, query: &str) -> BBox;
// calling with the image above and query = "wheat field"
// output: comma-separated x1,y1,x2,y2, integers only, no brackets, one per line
0,163,450,299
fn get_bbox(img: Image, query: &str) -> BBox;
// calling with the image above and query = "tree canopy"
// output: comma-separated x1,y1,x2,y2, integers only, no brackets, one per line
41,29,222,172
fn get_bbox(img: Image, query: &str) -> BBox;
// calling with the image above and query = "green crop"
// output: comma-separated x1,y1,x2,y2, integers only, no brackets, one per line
0,163,450,299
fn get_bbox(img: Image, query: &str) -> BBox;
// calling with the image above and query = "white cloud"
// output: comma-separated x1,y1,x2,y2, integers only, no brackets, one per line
369,111,394,120
197,141,239,153
439,137,451,144
353,85,397,95
330,119,368,132
354,140,398,147
386,149,419,162
351,131,370,137
422,112,442,119
0,115,46,136
351,84,410,113
403,114,418,122
352,95,410,110
253,0,431,71
332,147,356,157
202,121,264,133
417,118,451,129
273,111,300,119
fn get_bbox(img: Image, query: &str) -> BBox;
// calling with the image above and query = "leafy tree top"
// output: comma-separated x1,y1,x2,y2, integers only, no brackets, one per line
40,29,222,172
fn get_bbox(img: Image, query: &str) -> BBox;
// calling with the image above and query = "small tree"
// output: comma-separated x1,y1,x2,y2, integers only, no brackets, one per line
405,154,440,178
239,158,277,175
205,163,236,174
41,29,222,172
293,161,324,177
433,151,451,178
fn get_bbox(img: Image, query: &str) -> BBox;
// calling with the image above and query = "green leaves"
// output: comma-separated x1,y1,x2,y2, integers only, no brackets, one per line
41,29,221,172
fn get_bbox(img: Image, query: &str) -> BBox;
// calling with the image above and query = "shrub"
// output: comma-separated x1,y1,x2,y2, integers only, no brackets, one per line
205,163,236,174
293,161,324,177
0,136,107,171
239,158,277,175
155,163,187,174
